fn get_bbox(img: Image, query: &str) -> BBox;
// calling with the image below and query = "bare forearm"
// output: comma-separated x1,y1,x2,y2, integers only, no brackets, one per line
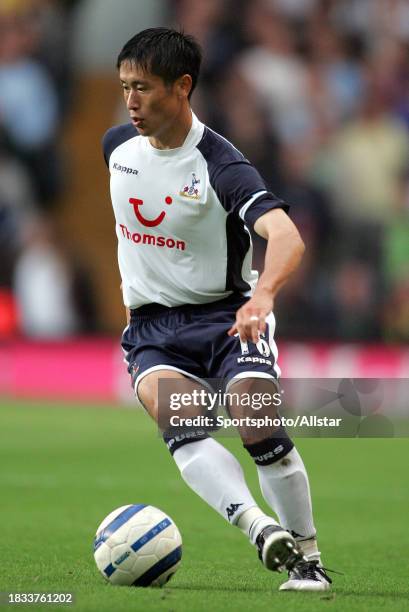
229,209,304,341
253,208,305,299
256,230,305,298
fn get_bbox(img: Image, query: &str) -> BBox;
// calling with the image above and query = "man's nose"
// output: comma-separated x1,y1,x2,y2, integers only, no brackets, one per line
126,90,139,109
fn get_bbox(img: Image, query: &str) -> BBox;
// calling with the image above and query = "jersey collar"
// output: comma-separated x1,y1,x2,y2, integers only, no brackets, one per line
145,112,204,157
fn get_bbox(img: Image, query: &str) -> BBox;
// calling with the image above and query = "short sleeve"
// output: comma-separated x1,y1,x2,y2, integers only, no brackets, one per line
213,161,289,230
196,128,288,231
242,192,289,229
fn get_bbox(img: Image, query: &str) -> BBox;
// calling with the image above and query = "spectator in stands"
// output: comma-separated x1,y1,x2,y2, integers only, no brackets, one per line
331,259,382,341
171,0,241,89
237,0,312,143
211,66,282,191
0,1,61,206
0,145,38,287
306,18,365,124
332,0,409,44
13,215,97,338
272,0,318,21
13,216,79,338
28,0,83,115
320,66,408,263
270,142,338,339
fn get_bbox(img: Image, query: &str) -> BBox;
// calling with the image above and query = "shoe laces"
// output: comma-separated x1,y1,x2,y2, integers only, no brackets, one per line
292,560,342,583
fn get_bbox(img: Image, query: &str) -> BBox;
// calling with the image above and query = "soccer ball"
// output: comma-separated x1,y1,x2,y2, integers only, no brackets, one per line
93,504,182,587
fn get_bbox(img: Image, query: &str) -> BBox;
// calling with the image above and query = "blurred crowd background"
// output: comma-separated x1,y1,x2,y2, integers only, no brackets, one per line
0,0,408,343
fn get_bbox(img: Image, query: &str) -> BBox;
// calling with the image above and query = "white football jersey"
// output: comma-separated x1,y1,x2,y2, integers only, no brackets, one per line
103,113,287,309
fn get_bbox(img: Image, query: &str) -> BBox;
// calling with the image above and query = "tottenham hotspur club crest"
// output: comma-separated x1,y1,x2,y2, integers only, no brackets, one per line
180,172,200,199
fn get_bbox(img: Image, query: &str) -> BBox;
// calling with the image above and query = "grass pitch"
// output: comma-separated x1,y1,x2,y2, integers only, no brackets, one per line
0,400,408,612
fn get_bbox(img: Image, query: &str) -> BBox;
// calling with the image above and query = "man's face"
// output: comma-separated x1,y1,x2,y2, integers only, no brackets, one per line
119,61,185,139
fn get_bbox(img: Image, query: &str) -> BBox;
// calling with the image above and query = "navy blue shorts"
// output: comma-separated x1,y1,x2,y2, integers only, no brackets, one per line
121,294,281,404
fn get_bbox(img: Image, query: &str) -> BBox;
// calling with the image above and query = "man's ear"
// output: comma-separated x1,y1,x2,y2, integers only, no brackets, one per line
176,74,192,99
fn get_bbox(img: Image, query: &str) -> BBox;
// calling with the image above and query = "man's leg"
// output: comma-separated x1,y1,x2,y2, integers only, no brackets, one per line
137,370,302,571
228,377,331,591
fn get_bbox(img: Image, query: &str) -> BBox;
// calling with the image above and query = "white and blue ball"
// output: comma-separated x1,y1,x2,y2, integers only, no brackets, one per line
93,504,182,587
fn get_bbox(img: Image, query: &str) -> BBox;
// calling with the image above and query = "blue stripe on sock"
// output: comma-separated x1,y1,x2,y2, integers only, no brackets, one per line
130,518,171,553
94,504,146,551
132,546,182,587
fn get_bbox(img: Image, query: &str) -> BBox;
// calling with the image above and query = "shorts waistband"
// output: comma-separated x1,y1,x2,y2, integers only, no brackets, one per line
130,293,246,321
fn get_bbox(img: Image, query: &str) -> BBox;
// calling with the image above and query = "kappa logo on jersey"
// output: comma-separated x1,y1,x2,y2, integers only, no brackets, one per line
129,196,173,227
113,162,138,175
180,172,200,199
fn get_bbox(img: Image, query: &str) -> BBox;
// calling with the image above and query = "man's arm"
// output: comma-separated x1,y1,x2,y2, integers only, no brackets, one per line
228,208,305,342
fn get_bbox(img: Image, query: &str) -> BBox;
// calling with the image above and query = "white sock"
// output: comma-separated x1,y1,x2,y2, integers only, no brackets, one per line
257,447,317,545
173,438,262,525
236,506,279,544
299,538,321,561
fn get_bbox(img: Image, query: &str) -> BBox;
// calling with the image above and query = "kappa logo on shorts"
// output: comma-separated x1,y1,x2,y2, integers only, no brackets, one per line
236,334,272,366
237,356,273,366
180,172,201,199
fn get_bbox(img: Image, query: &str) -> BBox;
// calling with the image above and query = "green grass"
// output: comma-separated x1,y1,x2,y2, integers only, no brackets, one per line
0,401,408,612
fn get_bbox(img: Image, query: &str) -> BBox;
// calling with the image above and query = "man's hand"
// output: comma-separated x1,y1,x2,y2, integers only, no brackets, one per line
227,287,274,343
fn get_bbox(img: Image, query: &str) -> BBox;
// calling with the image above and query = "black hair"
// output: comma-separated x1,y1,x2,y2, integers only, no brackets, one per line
117,27,202,100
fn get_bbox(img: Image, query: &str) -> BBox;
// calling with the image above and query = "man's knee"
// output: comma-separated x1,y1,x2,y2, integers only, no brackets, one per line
137,374,160,420
137,370,188,422
137,371,210,428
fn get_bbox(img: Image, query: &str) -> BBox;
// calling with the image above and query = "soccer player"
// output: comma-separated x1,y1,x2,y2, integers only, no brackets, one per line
103,27,332,591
